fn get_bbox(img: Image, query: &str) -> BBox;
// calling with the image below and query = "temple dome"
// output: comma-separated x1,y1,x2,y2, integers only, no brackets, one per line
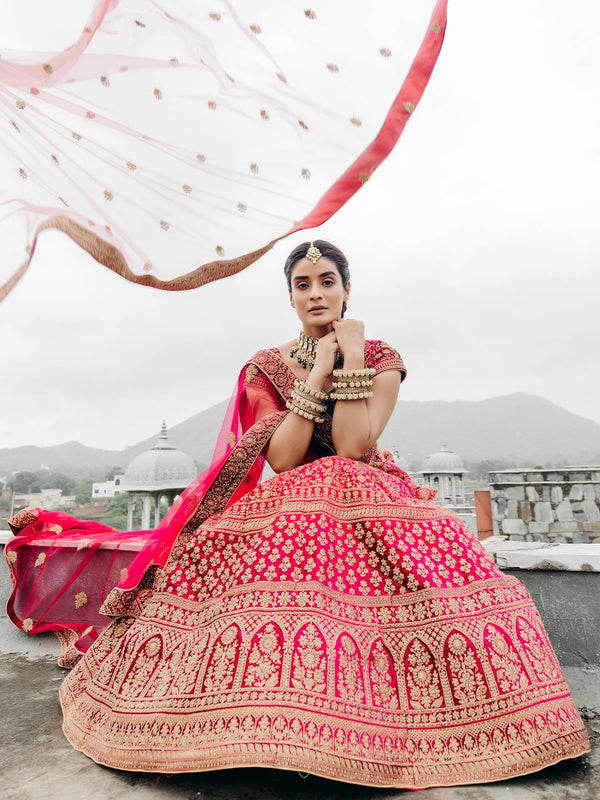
120,422,197,491
421,445,465,474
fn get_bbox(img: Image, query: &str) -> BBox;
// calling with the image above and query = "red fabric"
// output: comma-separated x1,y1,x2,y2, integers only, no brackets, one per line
4,359,286,662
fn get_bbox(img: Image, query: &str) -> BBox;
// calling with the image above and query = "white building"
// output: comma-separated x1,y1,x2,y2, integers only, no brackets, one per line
92,475,125,500
120,422,197,529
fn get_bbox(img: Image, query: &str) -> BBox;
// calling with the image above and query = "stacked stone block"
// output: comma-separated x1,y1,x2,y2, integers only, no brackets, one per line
489,467,600,544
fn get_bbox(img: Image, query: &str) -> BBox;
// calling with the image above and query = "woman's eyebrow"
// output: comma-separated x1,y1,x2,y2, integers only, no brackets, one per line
293,270,336,283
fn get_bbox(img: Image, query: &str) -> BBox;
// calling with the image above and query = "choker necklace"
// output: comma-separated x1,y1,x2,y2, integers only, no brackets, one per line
289,331,343,370
290,331,319,369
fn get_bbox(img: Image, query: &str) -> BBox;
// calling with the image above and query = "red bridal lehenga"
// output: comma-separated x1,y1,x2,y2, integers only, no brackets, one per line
5,340,590,788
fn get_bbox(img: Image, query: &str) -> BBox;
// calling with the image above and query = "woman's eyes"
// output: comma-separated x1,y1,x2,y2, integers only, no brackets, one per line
296,279,335,289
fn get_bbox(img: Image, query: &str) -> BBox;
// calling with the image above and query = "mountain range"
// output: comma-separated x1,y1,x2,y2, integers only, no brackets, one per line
1,393,599,478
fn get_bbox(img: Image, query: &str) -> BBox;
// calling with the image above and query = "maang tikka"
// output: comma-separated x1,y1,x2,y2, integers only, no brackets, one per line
305,242,322,264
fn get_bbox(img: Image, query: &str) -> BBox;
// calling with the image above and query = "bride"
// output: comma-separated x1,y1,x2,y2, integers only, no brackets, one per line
6,240,589,787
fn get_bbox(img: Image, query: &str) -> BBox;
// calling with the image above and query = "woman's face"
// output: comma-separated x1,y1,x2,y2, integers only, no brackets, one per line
289,256,350,333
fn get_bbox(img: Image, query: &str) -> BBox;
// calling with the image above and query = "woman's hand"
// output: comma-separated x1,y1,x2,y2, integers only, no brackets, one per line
332,319,365,368
310,330,340,380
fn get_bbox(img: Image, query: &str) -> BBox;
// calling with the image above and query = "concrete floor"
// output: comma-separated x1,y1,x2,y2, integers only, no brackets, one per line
1,559,598,800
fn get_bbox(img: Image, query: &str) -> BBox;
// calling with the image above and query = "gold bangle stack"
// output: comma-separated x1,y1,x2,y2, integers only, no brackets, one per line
286,380,329,423
330,367,376,400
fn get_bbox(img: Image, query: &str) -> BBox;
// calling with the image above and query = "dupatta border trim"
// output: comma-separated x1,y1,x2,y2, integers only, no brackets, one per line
99,410,287,618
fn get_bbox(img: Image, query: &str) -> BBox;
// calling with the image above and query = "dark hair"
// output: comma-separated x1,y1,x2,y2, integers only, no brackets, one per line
283,240,350,292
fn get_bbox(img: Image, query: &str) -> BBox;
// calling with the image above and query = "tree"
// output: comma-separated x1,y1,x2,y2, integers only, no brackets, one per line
8,471,42,494
73,480,94,506
39,471,76,495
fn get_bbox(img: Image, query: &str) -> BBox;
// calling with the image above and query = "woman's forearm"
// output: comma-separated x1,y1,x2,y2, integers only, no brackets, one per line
266,369,328,473
331,398,372,458
265,412,315,473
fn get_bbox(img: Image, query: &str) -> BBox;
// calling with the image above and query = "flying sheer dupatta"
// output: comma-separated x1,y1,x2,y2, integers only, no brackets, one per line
0,0,447,301
5,362,287,666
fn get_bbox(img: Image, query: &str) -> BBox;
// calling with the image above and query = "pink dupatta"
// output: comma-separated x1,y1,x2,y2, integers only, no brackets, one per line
5,359,287,665
0,0,447,302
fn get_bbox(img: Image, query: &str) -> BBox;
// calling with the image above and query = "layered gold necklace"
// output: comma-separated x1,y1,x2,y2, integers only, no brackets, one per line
289,331,319,369
289,331,343,370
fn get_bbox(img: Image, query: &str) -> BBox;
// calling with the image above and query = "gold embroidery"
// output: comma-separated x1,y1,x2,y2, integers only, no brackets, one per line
326,64,339,73
301,168,311,179
153,88,163,100
250,163,259,174
445,632,491,705
304,9,316,19
34,553,46,567
405,639,444,709
160,219,170,230
208,101,217,110
215,245,224,256
22,618,34,632
276,73,287,83
103,190,113,201
74,592,88,609
298,120,309,130
403,101,415,114
72,132,82,140
242,623,283,687
379,48,392,57
350,117,362,127
196,154,206,162
336,634,366,703
359,172,369,183
100,75,110,87
19,168,27,179
76,538,92,551
6,550,17,564
291,622,327,692
237,202,247,212
209,12,221,21
43,63,53,74
260,109,269,120
16,99,25,110
249,24,261,34
126,161,136,170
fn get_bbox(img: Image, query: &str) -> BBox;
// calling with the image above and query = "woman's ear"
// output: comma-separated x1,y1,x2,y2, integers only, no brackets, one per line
344,281,351,303
289,292,295,308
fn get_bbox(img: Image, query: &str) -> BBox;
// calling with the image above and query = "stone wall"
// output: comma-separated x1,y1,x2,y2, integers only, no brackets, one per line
489,467,600,543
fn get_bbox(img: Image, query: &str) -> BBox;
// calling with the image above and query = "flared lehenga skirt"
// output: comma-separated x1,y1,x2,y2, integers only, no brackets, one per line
59,456,589,788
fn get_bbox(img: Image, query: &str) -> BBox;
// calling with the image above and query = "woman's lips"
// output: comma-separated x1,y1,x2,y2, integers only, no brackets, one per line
309,306,327,313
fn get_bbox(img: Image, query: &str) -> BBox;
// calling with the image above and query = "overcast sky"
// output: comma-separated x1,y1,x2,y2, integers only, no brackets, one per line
1,0,599,451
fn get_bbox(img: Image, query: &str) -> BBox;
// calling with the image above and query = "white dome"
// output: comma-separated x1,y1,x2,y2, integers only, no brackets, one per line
421,445,465,474
121,422,197,491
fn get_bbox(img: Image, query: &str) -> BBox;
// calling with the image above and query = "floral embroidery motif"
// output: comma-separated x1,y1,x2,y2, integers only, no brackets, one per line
290,622,327,692
202,625,241,692
405,639,444,709
484,623,531,693
444,631,491,705
335,634,366,703
242,623,283,688
368,639,399,708
516,617,561,682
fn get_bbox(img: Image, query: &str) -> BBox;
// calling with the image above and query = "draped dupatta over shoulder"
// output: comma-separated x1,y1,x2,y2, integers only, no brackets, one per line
5,340,405,665
0,0,447,302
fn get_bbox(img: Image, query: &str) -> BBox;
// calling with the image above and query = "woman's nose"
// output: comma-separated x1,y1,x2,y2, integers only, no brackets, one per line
309,282,322,299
